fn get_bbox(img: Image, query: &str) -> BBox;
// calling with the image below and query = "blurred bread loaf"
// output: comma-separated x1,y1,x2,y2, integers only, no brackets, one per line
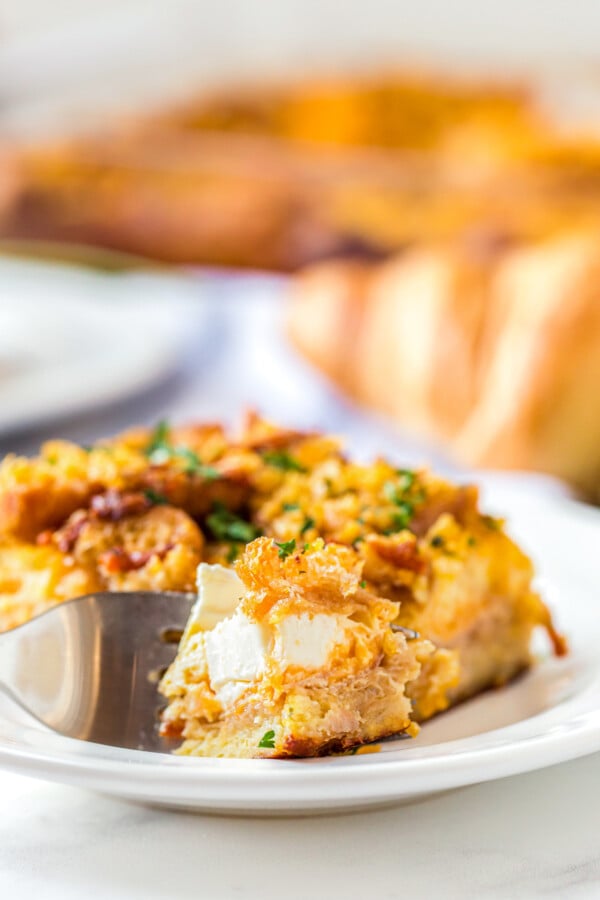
288,232,600,496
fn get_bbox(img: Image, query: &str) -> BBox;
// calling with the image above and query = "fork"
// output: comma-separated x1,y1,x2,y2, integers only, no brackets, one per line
0,592,194,752
0,591,420,753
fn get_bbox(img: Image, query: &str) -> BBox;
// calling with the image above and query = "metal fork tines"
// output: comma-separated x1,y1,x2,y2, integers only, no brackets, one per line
0,592,194,752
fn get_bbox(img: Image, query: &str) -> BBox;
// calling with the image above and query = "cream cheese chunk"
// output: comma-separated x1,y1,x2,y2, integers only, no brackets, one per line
204,611,269,689
275,613,350,668
189,563,244,631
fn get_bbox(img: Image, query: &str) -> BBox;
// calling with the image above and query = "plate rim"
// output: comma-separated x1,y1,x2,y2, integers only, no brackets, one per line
0,258,209,436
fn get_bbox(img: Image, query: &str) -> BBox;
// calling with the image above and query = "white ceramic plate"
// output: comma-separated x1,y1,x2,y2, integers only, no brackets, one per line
0,484,598,816
0,257,208,435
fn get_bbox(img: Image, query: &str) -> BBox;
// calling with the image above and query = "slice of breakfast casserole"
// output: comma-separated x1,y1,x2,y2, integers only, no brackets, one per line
159,538,433,757
0,413,565,753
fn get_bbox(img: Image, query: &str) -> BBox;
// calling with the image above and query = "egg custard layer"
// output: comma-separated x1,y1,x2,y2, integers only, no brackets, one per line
159,538,431,757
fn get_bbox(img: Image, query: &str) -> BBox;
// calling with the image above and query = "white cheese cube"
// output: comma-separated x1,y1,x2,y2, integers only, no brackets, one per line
276,613,349,668
189,563,245,631
204,611,269,688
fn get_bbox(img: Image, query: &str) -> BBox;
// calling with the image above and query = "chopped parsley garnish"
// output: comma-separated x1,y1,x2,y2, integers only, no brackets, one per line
258,729,276,749
145,420,219,479
206,503,260,543
383,482,398,504
144,488,168,506
387,502,414,532
146,420,170,456
467,536,477,547
483,515,501,531
300,516,315,535
194,462,220,479
359,580,367,589
396,468,416,491
283,502,300,511
89,444,112,455
383,473,423,534
226,543,240,564
173,447,219,479
431,535,445,548
275,538,296,559
262,450,306,473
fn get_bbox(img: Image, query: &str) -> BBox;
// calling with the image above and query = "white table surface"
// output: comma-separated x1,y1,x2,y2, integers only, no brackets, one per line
2,753,600,900
1,271,598,898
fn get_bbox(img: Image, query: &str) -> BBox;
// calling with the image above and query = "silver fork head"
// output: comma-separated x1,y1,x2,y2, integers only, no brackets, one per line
0,592,194,752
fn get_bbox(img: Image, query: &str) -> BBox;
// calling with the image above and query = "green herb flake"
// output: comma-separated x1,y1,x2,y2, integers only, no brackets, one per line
145,420,171,456
206,503,260,544
92,444,113,455
197,464,220,480
282,502,300,512
275,538,296,559
431,535,445,548
300,516,315,535
383,481,399,504
226,543,240,564
262,450,306,473
396,468,416,491
173,446,219,479
483,515,501,532
467,536,477,547
359,580,367,589
144,488,168,506
388,501,414,532
258,729,276,749
145,422,219,479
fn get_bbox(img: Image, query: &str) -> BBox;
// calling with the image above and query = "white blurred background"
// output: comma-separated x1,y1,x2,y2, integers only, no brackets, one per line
0,0,598,504
1,1,600,135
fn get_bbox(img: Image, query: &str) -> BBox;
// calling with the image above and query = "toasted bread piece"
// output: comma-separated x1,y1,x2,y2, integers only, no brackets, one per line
0,424,253,541
48,502,204,593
